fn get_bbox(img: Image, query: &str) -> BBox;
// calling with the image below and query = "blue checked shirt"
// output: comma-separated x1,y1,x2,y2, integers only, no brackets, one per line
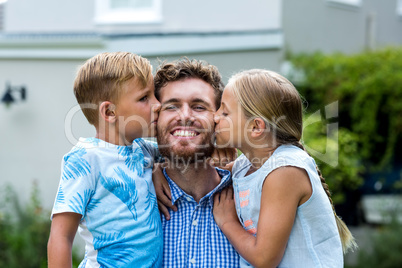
161,168,240,268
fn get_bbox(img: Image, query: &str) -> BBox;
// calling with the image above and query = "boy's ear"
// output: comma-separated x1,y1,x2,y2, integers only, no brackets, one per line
99,101,117,123
250,118,266,138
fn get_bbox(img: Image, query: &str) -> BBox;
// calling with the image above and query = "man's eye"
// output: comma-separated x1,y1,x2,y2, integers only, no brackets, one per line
194,106,206,111
164,105,177,110
222,112,228,116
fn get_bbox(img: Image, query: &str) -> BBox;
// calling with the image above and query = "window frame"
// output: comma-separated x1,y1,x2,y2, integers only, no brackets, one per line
94,0,162,25
326,0,362,10
397,0,402,16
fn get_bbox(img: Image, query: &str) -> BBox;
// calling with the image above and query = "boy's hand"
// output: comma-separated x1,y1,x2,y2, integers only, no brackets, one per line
213,186,239,229
210,148,237,171
153,163,177,220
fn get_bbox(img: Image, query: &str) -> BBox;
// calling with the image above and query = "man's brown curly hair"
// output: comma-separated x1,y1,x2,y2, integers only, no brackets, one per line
154,58,224,109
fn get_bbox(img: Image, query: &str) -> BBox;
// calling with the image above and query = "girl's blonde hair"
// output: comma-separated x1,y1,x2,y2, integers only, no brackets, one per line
229,69,357,253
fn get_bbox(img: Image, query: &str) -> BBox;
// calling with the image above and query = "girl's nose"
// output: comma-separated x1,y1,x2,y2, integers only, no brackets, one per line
214,113,220,123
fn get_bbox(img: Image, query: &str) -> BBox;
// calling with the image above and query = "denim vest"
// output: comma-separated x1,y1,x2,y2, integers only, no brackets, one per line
232,145,343,268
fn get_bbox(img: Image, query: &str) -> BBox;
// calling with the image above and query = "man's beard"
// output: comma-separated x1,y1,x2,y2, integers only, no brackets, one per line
156,125,215,165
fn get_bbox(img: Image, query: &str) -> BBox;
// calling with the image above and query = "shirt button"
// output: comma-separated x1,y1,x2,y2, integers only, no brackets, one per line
192,220,198,226
186,196,192,202
189,258,196,264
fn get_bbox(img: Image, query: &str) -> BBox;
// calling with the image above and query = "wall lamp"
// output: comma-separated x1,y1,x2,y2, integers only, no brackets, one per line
1,83,26,107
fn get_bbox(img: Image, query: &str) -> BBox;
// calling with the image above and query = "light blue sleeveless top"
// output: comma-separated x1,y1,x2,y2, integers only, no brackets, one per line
232,145,343,268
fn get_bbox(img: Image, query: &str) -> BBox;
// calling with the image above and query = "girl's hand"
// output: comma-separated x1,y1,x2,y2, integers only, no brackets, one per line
210,148,237,171
213,186,239,229
153,163,177,220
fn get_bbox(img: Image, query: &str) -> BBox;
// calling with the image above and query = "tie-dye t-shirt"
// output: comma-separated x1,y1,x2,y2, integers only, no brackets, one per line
51,137,162,268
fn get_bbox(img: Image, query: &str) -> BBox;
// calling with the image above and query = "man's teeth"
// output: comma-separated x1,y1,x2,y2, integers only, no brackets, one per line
173,130,197,137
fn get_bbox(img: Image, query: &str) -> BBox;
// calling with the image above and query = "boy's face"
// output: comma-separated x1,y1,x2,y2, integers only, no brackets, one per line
114,77,160,144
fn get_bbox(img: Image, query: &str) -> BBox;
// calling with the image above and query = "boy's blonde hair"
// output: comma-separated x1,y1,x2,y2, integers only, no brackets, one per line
229,69,357,253
74,52,152,125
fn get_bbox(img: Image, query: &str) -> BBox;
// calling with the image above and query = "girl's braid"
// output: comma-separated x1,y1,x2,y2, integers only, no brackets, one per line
289,140,357,253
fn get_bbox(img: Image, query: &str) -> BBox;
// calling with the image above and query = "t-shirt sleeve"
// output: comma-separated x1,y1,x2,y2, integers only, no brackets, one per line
232,154,250,177
136,138,164,164
51,147,96,220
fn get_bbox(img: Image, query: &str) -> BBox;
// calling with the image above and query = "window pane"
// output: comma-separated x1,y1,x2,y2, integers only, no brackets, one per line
398,0,402,15
327,0,362,7
111,0,153,9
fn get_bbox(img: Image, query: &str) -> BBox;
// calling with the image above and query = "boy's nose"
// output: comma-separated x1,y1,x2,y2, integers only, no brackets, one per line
152,102,161,113
151,97,161,113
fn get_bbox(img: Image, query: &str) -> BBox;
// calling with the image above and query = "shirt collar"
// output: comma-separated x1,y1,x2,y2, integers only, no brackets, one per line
163,167,232,205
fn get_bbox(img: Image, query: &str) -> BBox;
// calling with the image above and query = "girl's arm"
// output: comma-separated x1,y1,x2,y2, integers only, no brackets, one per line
48,212,82,268
213,166,312,268
209,147,238,172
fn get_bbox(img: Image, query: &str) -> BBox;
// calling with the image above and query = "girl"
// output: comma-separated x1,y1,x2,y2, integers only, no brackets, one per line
213,69,357,268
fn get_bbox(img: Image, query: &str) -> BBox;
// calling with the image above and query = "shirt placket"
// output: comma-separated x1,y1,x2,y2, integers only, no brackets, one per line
187,196,202,267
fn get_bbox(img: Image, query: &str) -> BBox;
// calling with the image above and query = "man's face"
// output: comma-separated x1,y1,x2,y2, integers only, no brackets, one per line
156,78,217,163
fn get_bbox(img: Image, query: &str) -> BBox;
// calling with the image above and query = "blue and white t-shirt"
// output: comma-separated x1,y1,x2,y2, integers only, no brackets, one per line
51,137,163,268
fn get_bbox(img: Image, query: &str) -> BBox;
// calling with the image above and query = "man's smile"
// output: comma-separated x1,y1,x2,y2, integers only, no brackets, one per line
171,128,200,138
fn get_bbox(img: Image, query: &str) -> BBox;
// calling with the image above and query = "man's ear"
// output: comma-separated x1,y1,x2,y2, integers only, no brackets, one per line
99,101,117,123
250,118,266,138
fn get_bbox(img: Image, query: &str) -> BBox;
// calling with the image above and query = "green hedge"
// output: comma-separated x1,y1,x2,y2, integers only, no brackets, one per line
290,47,402,173
349,220,402,268
0,182,81,268
302,113,363,204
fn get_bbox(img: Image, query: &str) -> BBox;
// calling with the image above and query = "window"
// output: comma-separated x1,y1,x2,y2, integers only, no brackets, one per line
95,0,162,25
0,1,6,31
397,0,402,16
326,0,362,8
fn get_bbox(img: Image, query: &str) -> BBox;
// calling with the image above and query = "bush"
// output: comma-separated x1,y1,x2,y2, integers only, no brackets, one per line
302,113,364,204
0,182,81,268
350,220,402,268
289,47,402,173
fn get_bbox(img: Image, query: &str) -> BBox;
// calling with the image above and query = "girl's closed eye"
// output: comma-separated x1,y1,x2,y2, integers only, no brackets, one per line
219,109,228,117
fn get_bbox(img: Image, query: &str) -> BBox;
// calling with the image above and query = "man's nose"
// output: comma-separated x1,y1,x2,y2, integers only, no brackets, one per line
177,105,194,123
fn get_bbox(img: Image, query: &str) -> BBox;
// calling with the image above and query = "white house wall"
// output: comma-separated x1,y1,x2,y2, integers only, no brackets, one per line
4,0,281,33
283,0,402,54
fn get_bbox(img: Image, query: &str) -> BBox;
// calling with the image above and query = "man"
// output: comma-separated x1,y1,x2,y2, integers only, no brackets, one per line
154,58,240,267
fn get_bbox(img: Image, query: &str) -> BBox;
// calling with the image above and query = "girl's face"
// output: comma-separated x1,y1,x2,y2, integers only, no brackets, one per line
214,86,249,149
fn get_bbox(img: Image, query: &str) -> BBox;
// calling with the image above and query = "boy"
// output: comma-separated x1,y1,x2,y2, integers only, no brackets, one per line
47,52,162,267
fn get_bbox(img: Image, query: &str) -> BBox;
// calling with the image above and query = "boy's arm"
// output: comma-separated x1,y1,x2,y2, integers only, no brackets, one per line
48,212,82,268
